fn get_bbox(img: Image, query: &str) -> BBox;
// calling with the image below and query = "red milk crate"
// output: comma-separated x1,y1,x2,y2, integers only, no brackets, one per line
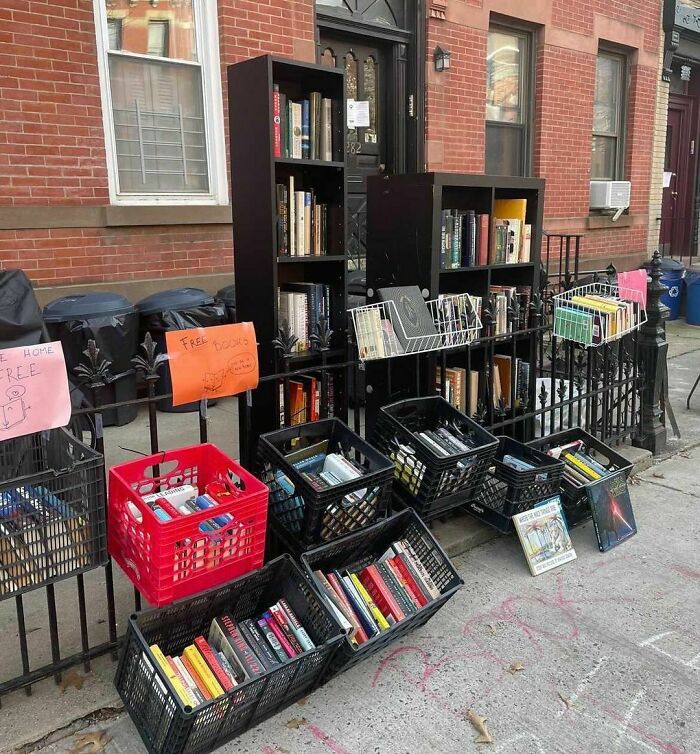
108,444,268,607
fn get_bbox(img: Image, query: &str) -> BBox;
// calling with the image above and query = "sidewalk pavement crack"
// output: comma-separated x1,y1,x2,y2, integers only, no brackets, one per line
11,705,124,754
640,477,695,496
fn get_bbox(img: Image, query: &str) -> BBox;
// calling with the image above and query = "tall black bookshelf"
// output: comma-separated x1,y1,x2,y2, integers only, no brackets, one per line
364,172,545,436
228,55,347,448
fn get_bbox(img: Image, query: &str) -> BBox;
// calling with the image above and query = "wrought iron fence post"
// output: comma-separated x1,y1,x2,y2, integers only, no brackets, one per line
633,251,669,455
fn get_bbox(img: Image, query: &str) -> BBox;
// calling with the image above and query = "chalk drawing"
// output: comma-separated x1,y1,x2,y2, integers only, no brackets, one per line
492,733,547,753
556,655,610,717
612,688,646,752
639,631,700,669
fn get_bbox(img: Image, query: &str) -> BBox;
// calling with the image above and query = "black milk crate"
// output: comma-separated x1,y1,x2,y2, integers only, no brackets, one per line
301,509,463,675
372,396,498,521
0,428,106,600
465,437,565,534
256,419,394,553
527,429,633,527
114,555,344,754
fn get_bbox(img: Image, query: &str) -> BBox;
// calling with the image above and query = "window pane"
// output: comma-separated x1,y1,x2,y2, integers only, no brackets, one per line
105,0,197,62
591,135,617,180
593,55,621,135
487,31,524,124
107,18,122,51
147,21,169,58
109,55,208,193
486,124,524,176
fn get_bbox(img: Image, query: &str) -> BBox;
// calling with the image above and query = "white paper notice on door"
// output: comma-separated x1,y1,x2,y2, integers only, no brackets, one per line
347,98,356,128
663,171,674,188
353,100,370,128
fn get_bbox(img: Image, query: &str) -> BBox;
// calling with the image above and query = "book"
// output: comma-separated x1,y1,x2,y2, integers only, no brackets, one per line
181,654,213,700
349,572,390,630
280,92,288,158
171,657,206,705
322,571,368,643
262,611,297,658
512,496,577,576
564,452,601,480
150,644,194,707
301,99,310,159
237,619,275,671
309,92,319,160
394,539,442,599
182,644,224,698
194,635,235,692
477,213,489,266
587,471,637,552
354,307,385,360
291,102,302,159
269,603,305,654
321,98,333,161
256,617,290,662
376,286,440,352
359,564,405,622
312,571,356,639
215,615,264,679
337,573,379,638
377,559,418,615
272,84,281,158
277,597,316,651
288,175,295,256
390,553,431,607
384,557,422,610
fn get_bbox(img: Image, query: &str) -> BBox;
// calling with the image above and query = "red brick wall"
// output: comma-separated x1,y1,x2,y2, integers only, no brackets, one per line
0,0,316,289
426,0,663,267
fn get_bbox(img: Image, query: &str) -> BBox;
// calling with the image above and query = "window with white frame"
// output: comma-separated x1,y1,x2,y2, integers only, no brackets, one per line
94,0,226,204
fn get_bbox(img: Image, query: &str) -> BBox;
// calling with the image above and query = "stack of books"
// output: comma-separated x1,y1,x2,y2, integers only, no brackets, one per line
275,179,335,257
439,210,490,269
554,291,640,345
272,85,340,162
435,367,480,416
413,422,481,458
544,438,613,486
312,538,441,646
148,599,317,708
269,441,378,540
278,282,331,353
0,484,89,595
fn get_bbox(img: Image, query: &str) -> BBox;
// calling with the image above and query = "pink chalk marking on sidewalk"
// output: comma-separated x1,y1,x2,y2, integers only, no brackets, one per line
305,722,351,754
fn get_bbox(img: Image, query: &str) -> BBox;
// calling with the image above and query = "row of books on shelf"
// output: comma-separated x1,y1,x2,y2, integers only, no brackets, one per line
462,285,530,339
0,485,89,595
278,282,331,353
554,291,640,345
280,373,335,428
148,599,317,708
313,538,441,645
272,85,342,162
276,178,338,257
439,199,532,270
544,438,617,487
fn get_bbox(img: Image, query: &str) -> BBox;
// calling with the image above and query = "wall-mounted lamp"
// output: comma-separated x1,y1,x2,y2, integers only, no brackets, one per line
433,46,451,72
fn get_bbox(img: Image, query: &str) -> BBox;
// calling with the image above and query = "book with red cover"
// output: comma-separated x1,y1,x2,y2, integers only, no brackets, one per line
477,214,489,266
262,611,297,658
269,604,304,654
359,565,405,622
386,557,425,608
181,654,212,700
194,636,234,692
326,572,369,643
392,552,431,606
273,84,282,158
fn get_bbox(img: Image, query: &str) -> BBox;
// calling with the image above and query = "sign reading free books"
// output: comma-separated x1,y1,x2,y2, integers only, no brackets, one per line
165,323,259,406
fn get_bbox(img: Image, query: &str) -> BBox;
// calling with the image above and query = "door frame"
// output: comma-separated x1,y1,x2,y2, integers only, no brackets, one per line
665,94,694,257
314,1,424,176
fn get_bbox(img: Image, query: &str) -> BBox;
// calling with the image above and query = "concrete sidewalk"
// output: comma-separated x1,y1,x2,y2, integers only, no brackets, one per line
12,442,700,754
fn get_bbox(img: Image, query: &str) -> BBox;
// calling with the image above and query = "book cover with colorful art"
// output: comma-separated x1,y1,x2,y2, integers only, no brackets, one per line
586,470,637,552
512,496,577,576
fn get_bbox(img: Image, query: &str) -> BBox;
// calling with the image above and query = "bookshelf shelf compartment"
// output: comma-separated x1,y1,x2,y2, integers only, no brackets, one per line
440,262,534,274
277,255,347,263
275,157,345,169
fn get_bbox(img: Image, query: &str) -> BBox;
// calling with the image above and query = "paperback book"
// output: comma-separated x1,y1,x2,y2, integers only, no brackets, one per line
512,496,577,576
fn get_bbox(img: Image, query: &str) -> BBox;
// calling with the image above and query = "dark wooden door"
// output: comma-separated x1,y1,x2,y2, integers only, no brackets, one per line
660,98,693,257
320,35,391,270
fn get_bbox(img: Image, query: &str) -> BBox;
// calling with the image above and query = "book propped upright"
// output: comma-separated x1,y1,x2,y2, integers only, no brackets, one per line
512,496,577,576
586,471,637,552
376,286,440,353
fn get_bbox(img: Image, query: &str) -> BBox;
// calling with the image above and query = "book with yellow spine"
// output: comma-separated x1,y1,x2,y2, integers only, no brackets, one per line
350,573,391,631
570,296,619,314
149,644,194,707
564,453,601,480
183,644,225,698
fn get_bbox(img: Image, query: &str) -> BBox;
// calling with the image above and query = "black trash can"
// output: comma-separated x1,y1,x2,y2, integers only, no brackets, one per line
216,283,237,323
0,269,49,348
135,288,226,413
43,293,139,427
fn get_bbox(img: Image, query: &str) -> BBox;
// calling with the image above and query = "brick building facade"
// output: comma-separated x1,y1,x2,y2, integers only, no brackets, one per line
0,0,664,301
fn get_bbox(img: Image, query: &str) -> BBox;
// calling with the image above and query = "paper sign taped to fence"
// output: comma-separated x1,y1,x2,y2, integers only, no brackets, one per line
618,269,648,309
0,341,71,440
165,323,259,406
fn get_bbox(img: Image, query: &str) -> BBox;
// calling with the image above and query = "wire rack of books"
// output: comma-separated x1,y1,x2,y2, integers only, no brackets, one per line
350,287,482,362
553,282,646,347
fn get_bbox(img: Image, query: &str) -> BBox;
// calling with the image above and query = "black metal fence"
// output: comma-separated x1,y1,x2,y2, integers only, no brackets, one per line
0,243,666,707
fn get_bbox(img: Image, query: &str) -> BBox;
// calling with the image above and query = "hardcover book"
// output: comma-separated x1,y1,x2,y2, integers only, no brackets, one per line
587,471,637,552
512,496,577,576
376,286,440,352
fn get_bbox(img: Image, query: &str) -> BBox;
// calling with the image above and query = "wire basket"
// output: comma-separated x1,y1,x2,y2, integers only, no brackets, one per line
350,293,482,362
552,282,646,347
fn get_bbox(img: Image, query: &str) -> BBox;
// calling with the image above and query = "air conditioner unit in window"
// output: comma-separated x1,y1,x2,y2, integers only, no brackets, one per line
590,180,631,211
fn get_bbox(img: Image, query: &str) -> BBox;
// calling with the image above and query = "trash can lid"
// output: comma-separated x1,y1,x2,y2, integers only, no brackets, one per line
216,284,236,306
135,287,214,316
641,256,685,272
43,292,135,323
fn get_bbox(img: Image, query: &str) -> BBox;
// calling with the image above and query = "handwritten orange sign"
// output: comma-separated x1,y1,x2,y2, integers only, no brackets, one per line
165,323,259,407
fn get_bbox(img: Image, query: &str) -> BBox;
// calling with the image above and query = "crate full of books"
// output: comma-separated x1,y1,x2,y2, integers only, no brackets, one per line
0,428,106,599
302,509,463,674
372,396,499,521
465,437,565,534
108,444,268,607
257,418,394,553
528,428,633,527
115,555,345,754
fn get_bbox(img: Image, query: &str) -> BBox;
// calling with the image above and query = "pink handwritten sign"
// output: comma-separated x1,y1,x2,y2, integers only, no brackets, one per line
0,342,71,440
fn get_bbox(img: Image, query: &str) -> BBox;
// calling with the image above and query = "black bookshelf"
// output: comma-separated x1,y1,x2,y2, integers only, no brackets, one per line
364,172,545,435
228,55,347,443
